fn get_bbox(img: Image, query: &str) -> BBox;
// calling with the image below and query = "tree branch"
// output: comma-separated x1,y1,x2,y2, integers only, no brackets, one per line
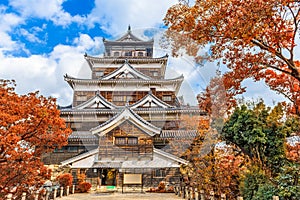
251,39,300,81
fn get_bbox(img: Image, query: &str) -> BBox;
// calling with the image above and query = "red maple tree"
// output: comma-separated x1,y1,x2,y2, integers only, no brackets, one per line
164,0,300,115
286,142,300,163
0,80,71,198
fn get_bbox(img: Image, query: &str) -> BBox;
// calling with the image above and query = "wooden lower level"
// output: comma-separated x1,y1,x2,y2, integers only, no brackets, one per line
71,167,181,188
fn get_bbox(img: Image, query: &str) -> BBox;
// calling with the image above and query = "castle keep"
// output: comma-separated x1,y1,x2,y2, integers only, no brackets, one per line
44,26,204,187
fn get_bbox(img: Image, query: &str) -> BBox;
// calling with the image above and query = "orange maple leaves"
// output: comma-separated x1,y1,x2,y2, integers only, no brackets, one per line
0,80,71,198
164,0,300,115
286,143,300,163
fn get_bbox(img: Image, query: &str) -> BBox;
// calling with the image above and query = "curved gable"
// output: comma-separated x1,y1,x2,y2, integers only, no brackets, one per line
100,60,151,80
74,92,117,110
130,92,174,109
90,107,161,136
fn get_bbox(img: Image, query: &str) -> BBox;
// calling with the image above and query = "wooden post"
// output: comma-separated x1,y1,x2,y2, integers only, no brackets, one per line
34,191,39,200
185,186,189,199
221,193,226,200
200,190,205,200
178,186,181,197
190,187,194,200
53,188,57,200
7,194,12,200
175,186,179,195
21,192,26,200
182,186,185,198
237,197,243,200
273,196,279,200
195,188,199,200
72,185,75,194
66,186,70,196
210,190,214,200
60,187,63,198
45,191,49,200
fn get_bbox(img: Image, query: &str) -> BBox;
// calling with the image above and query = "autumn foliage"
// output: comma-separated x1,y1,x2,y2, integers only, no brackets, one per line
286,142,300,163
57,173,73,188
77,182,92,193
0,80,71,198
164,0,300,115
182,140,245,200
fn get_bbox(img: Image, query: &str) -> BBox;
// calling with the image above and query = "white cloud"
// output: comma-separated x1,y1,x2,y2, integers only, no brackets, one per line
87,0,177,35
0,12,23,31
0,32,18,51
9,0,85,27
239,79,287,106
1,0,291,108
0,33,103,106
0,8,24,52
51,9,86,26
0,53,57,99
9,0,63,18
19,28,42,43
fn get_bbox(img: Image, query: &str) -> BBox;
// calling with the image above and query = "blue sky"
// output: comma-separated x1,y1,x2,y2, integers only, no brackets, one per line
0,0,286,106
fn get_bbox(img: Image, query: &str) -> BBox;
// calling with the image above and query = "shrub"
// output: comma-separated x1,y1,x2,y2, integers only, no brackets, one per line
77,173,86,184
158,181,165,192
56,173,73,188
78,182,92,193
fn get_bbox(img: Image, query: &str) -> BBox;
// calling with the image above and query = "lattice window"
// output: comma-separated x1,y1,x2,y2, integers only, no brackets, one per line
153,169,166,178
126,95,134,101
114,52,120,57
113,96,124,102
77,96,87,101
151,71,158,77
125,51,132,56
128,137,138,145
115,137,138,145
115,137,126,145
162,95,172,101
95,71,104,77
67,146,78,152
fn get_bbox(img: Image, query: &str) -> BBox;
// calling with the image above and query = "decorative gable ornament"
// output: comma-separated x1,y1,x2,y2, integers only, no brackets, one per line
90,107,161,136
74,92,117,110
130,91,174,109
100,60,152,80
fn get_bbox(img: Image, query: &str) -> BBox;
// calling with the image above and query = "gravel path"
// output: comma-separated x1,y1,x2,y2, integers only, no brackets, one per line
60,192,182,200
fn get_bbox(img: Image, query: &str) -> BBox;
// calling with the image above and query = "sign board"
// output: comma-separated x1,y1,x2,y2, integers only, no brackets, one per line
123,174,142,184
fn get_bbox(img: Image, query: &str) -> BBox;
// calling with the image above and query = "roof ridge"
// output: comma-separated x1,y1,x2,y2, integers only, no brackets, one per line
73,92,117,110
61,148,98,166
153,148,188,165
100,60,152,80
130,92,174,109
90,107,161,136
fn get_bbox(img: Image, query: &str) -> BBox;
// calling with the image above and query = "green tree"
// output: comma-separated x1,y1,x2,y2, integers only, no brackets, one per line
222,101,299,199
222,102,287,173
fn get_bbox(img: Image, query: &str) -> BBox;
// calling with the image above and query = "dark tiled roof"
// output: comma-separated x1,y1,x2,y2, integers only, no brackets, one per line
160,130,198,139
68,131,98,139
130,92,174,109
84,55,168,64
74,93,117,110
90,107,161,134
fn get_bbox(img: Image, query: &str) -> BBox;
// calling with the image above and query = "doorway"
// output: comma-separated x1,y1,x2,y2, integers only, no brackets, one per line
100,169,116,186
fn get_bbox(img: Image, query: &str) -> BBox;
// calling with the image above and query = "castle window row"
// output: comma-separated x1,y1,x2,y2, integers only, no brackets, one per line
114,137,138,145
111,51,146,57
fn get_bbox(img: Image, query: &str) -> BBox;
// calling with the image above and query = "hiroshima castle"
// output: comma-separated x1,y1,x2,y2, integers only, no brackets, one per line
43,26,205,188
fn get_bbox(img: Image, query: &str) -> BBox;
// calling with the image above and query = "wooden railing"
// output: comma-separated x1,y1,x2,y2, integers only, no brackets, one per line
6,185,76,200
173,186,280,200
